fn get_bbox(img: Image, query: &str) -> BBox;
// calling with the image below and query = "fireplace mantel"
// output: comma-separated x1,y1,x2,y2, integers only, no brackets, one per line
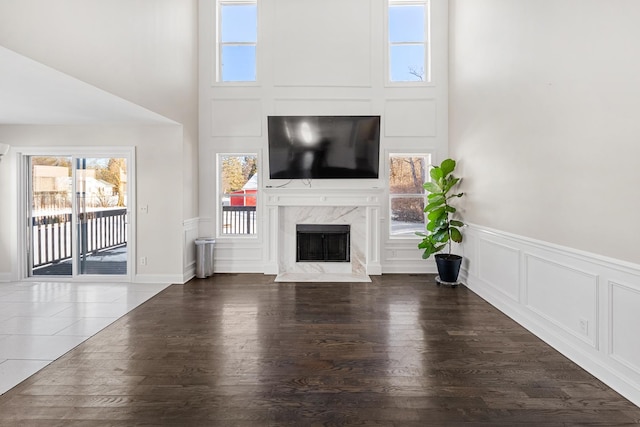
263,187,383,281
264,187,383,207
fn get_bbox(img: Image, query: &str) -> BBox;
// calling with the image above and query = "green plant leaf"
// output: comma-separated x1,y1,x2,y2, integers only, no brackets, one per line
430,167,443,182
417,239,431,249
443,177,460,193
428,211,448,232
440,159,456,176
450,220,464,227
450,227,463,243
429,221,448,234
433,229,449,242
427,215,448,232
425,198,445,212
425,204,444,214
420,238,440,258
427,207,445,221
422,182,440,193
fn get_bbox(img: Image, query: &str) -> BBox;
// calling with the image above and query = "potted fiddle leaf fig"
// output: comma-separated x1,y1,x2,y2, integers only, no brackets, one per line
416,158,465,284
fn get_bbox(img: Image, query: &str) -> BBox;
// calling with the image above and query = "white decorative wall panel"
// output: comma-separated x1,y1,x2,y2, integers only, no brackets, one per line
525,255,598,346
610,281,640,373
183,218,199,281
462,224,640,407
273,99,373,116
214,241,264,273
460,232,477,278
478,239,520,302
273,0,371,87
384,99,436,136
211,99,262,137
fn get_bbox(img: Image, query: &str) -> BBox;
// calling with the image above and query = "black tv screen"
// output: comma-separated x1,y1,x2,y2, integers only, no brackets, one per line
268,115,380,179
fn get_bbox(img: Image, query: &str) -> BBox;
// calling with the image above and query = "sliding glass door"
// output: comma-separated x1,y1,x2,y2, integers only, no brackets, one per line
27,155,129,278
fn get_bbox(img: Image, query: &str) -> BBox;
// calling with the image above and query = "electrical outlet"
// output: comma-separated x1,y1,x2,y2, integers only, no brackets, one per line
579,318,589,336
140,256,147,266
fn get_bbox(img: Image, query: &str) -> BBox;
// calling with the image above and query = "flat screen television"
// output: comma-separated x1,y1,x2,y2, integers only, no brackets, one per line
267,115,380,179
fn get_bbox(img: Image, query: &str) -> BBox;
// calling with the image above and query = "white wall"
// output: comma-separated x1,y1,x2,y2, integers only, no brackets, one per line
199,0,450,273
0,125,185,283
449,0,640,264
450,0,640,407
0,0,199,281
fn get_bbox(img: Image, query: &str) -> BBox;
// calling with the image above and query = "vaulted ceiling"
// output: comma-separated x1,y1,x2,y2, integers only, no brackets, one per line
0,45,174,125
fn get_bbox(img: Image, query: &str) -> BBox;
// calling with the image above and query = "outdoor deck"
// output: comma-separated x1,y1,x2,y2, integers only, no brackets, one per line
30,206,256,277
32,245,128,276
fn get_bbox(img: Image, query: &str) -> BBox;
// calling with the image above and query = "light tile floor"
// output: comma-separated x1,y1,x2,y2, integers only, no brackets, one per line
0,281,170,395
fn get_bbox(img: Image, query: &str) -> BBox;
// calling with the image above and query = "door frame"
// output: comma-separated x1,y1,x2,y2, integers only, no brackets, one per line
17,146,136,282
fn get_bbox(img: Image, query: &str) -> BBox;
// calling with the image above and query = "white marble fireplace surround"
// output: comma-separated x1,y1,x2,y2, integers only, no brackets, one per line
264,188,383,282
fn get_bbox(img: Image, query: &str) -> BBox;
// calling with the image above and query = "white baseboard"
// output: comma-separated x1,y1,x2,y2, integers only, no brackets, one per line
183,263,196,284
382,259,436,274
213,260,265,274
462,224,640,408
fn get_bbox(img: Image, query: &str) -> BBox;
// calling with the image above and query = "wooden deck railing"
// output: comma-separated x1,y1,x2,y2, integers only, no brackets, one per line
32,205,252,268
221,206,256,235
32,208,127,268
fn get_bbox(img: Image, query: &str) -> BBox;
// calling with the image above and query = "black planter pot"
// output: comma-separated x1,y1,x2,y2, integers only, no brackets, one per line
435,253,462,284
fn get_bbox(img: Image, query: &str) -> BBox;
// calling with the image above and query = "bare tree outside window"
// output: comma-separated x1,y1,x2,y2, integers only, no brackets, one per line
388,0,429,83
389,154,430,236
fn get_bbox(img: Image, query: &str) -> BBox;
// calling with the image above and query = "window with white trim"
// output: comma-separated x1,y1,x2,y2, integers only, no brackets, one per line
388,0,429,83
218,154,258,236
217,0,257,82
389,153,431,237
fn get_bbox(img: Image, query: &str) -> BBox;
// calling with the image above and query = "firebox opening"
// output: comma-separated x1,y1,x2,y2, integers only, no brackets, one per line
296,224,350,262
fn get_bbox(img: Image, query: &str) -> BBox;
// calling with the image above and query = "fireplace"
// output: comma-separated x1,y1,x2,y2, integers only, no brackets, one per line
264,187,383,282
296,224,350,262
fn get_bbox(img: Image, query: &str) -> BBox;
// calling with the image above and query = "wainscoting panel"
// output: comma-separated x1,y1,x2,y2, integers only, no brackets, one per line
214,240,264,274
211,99,262,137
381,244,436,274
461,224,640,407
182,218,199,283
525,254,598,347
478,238,520,302
610,281,640,375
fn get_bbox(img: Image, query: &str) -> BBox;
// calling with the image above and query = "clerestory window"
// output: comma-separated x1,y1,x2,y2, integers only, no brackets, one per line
388,0,430,83
217,0,257,82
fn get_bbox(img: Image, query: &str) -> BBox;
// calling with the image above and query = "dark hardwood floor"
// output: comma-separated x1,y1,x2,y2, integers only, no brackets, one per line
1,274,639,426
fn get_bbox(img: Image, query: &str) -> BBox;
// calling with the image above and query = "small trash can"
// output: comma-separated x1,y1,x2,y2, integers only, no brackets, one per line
195,237,216,279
